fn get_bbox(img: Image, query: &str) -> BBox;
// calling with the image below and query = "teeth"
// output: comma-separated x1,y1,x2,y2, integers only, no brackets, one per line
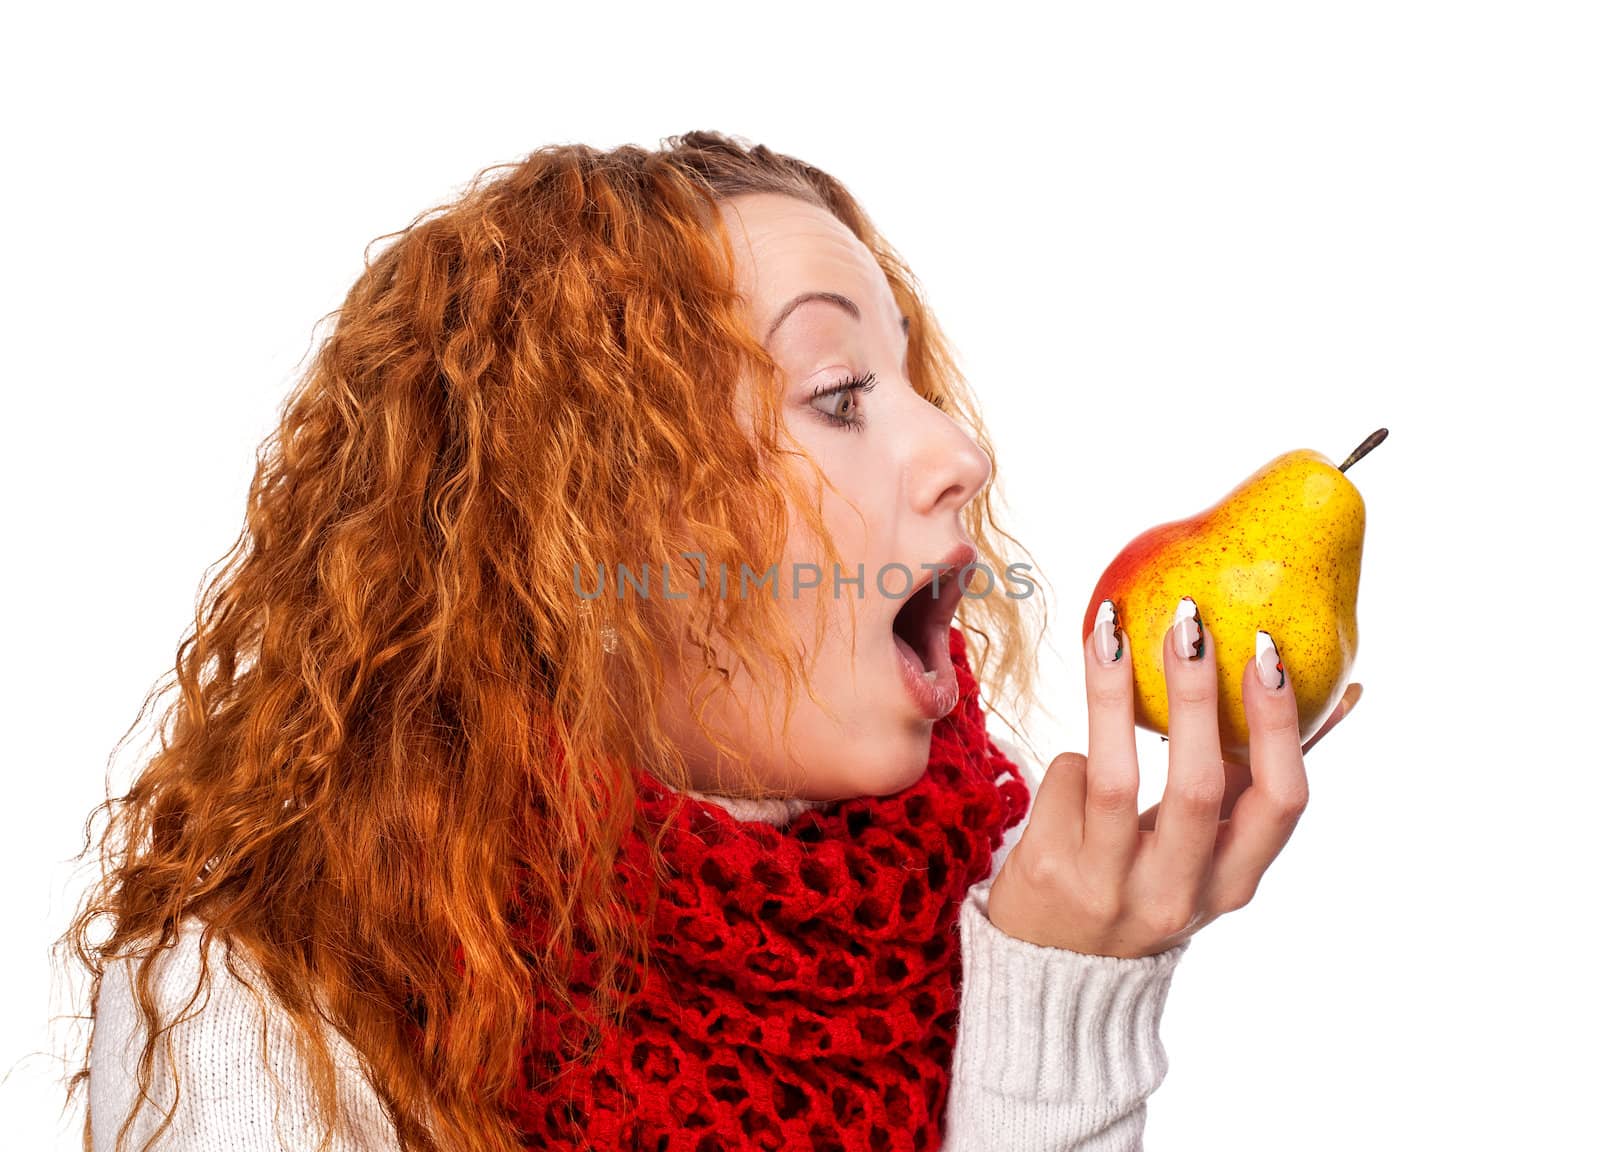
923,669,939,682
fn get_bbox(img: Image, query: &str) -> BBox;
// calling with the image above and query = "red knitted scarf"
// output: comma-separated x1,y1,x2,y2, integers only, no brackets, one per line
499,626,1029,1151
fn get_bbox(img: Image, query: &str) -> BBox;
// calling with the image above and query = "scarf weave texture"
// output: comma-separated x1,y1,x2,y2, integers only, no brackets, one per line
501,626,1030,1151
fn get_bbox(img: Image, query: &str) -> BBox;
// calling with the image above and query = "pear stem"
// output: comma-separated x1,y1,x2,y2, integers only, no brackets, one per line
1339,427,1388,473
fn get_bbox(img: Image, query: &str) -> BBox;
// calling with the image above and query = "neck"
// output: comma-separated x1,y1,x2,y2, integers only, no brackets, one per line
675,785,832,826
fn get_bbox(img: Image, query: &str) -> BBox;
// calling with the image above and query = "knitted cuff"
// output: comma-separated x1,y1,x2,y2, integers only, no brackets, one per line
953,877,1189,1117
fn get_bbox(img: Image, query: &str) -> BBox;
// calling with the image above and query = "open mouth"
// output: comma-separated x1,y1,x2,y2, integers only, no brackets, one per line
890,545,977,678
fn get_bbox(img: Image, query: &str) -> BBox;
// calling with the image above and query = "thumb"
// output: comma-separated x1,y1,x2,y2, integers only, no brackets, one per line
1018,751,1088,857
1301,682,1363,755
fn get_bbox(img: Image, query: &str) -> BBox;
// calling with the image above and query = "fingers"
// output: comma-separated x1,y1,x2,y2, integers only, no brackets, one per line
1141,679,1363,831
1081,602,1142,881
1206,634,1312,914
1138,758,1253,831
1147,597,1225,915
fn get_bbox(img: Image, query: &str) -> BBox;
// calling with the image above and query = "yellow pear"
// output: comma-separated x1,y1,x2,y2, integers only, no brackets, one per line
1080,429,1384,764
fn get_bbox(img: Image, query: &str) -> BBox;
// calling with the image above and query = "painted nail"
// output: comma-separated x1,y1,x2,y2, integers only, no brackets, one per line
1093,598,1123,665
1172,596,1204,660
1256,630,1285,691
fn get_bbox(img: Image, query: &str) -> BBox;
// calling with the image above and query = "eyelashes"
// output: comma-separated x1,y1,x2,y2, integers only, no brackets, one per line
809,370,877,432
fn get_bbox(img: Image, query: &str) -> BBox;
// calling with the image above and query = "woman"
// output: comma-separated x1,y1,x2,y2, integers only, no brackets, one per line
63,130,1356,1151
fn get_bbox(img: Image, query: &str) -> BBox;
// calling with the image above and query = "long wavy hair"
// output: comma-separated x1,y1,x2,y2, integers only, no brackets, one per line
56,130,1048,1152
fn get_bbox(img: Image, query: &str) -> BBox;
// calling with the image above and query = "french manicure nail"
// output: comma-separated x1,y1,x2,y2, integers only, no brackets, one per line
1172,596,1204,660
1256,630,1285,691
1093,598,1123,665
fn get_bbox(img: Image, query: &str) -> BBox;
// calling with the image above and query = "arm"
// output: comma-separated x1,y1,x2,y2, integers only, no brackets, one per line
90,918,400,1152
941,735,1189,1152
944,876,1188,1152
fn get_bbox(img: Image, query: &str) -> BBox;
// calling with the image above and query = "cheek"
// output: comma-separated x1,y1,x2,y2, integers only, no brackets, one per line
782,454,888,576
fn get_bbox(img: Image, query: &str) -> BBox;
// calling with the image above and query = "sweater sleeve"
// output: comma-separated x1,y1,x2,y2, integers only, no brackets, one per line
90,917,401,1152
942,735,1189,1152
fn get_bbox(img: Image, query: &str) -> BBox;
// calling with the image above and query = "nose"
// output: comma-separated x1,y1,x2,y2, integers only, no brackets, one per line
908,400,993,516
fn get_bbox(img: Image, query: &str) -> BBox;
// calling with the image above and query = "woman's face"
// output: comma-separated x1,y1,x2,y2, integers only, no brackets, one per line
657,191,993,801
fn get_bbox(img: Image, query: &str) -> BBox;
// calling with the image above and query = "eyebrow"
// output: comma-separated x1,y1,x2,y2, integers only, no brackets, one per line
763,290,911,347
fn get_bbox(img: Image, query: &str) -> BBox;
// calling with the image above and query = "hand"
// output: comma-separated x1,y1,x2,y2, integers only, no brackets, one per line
985,604,1361,958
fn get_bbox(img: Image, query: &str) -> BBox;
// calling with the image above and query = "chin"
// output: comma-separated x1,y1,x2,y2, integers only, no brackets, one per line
790,729,930,802
855,729,936,800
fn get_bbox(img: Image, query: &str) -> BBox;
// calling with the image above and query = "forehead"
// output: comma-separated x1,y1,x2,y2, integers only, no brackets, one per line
717,193,894,319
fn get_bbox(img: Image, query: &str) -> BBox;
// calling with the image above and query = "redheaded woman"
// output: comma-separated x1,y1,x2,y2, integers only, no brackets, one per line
64,130,1350,1152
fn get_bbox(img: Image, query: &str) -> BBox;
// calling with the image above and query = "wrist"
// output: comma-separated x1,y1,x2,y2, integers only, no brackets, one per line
955,877,1190,1105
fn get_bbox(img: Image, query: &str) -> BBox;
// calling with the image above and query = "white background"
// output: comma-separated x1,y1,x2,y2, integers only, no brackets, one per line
4,2,1595,1147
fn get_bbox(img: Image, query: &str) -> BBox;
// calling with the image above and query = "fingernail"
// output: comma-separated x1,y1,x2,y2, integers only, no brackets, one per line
1172,596,1204,660
1256,630,1285,691
1093,598,1123,665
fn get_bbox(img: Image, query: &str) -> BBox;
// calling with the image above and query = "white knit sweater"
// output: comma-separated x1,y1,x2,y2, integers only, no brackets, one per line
88,737,1188,1151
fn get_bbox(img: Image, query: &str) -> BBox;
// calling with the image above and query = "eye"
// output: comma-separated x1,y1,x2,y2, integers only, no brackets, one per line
809,370,877,432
